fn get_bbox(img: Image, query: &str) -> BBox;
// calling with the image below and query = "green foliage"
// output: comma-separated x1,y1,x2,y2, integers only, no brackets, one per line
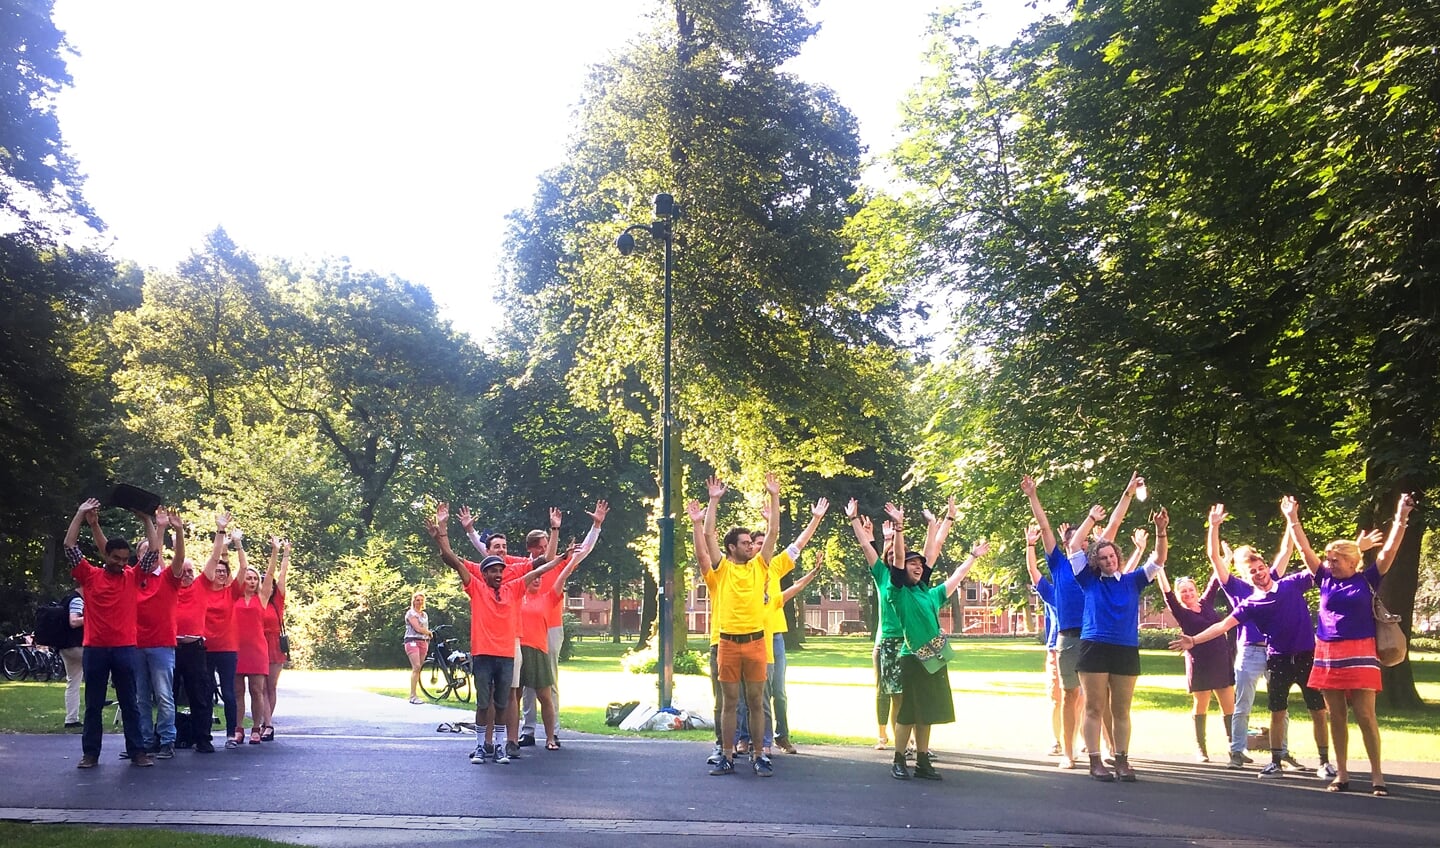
621,645,706,676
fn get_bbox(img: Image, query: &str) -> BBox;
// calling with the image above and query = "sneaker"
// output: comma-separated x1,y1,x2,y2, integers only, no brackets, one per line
1227,752,1247,770
1241,753,1255,763
64,721,82,729
1281,753,1308,772
891,754,910,780
195,741,215,754
156,744,174,760
775,736,797,755
130,752,155,767
505,740,521,759
708,756,735,776
706,744,724,766
77,755,99,769
118,751,131,760
493,747,511,765
1258,762,1284,778
1196,749,1210,763
1317,761,1338,779
469,745,487,765
1058,756,1076,770
518,733,536,748
753,755,774,777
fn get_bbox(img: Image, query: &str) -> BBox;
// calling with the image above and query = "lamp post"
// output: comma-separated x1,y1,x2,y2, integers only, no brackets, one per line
617,192,677,708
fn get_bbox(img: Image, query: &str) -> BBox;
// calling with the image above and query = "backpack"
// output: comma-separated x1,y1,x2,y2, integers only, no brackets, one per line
35,595,81,649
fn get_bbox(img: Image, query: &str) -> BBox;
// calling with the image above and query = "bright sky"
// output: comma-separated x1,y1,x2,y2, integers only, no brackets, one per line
52,1,1050,343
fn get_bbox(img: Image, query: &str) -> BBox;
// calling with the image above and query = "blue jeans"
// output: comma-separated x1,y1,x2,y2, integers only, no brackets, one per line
771,634,789,741
132,646,176,749
1232,644,1288,755
81,646,143,757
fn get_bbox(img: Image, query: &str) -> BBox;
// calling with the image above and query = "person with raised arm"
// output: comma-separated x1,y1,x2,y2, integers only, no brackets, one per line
687,494,728,766
849,504,902,752
232,527,272,746
702,473,786,778
424,502,566,765
737,495,829,757
200,512,246,748
1285,493,1414,796
881,502,988,780
1172,498,1334,781
518,501,609,749
1024,521,1065,758
1070,502,1168,783
65,498,159,768
1155,560,1235,763
131,507,186,759
1206,502,1302,770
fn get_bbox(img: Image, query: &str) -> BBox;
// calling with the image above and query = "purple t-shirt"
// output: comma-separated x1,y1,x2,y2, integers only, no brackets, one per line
1231,571,1315,656
1221,569,1278,647
1316,566,1381,642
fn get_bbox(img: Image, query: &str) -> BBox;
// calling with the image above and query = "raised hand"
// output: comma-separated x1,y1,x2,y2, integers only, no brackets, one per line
706,476,726,501
946,496,958,522
1126,470,1141,495
215,511,231,532
1396,492,1417,523
78,498,101,523
883,502,904,525
811,497,830,518
435,501,450,529
1356,529,1384,552
1087,504,1106,524
844,498,859,521
684,499,705,524
922,507,937,525
970,539,990,558
764,472,780,496
456,504,474,531
1019,475,1037,496
1208,503,1228,528
271,535,282,553
154,506,170,529
550,507,563,529
421,518,440,540
813,548,826,569
1152,506,1170,534
282,538,292,554
586,500,610,525
881,519,895,540
1025,523,1041,546
1132,527,1148,549
1057,522,1071,541
1280,495,1299,521
853,515,874,544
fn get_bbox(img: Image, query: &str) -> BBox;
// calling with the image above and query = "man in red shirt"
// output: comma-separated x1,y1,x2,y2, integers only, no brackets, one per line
172,547,214,753
130,510,187,759
64,498,162,768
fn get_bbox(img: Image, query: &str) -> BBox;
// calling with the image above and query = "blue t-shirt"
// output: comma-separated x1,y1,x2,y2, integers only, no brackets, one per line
1231,571,1316,656
1074,562,1155,648
1035,576,1059,649
1046,546,1085,631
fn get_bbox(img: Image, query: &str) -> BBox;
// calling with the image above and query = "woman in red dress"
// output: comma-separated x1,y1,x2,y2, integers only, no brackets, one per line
233,537,272,746
259,537,291,740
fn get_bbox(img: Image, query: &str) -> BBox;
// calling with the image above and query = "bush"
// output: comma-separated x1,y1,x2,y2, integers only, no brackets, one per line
621,645,706,675
1137,628,1182,651
1410,635,1440,653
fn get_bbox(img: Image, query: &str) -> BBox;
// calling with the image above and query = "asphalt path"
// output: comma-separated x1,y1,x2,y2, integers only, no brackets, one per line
3,678,1439,847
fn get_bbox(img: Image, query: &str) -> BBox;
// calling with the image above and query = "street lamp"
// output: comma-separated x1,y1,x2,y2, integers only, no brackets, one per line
616,192,677,708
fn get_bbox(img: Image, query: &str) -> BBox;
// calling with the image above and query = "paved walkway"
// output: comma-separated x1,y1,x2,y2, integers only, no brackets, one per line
3,677,1439,847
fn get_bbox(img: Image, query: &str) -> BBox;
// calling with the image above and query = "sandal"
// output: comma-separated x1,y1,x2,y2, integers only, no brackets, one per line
874,738,889,750
546,739,560,751
1372,785,1389,797
1327,780,1350,792
260,725,275,741
408,696,423,705
249,727,262,745
225,735,240,750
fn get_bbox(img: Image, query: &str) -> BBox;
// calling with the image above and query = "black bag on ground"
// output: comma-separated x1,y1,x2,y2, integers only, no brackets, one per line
35,596,81,649
605,701,640,727
174,710,194,749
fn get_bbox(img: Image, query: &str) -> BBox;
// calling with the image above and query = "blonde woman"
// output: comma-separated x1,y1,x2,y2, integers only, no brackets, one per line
404,592,433,703
1284,492,1415,796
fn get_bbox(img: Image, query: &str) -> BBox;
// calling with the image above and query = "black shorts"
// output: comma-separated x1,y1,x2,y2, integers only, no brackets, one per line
1265,652,1325,713
1076,640,1141,677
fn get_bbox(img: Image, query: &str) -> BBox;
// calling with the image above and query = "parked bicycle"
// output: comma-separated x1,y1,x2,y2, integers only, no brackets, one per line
419,624,471,702
1,632,64,681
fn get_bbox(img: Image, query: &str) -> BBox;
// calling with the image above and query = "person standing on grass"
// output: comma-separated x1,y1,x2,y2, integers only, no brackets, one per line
424,502,566,765
881,501,988,781
1156,568,1235,763
1206,503,1301,771
1171,499,1334,782
65,498,160,768
736,496,828,758
1024,521,1065,758
699,473,786,778
1285,492,1414,797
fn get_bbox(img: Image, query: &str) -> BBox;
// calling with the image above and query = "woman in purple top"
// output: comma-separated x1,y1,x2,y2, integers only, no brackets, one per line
1284,492,1415,796
1157,571,1235,762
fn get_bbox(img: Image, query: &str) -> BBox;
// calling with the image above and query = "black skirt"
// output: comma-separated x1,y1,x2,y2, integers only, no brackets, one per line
896,654,955,726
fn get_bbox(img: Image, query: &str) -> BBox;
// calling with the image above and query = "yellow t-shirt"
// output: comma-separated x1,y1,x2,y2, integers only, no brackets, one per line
764,549,796,635
714,555,768,635
703,567,722,647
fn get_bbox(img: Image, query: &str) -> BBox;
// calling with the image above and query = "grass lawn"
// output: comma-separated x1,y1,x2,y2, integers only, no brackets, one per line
0,823,288,848
7,637,1438,762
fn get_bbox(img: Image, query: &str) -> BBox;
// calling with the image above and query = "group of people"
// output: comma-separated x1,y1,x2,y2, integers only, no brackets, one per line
63,500,290,767
1015,473,1413,796
420,499,608,764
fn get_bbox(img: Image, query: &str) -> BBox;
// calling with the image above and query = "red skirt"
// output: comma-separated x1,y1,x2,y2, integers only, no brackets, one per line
1308,636,1382,691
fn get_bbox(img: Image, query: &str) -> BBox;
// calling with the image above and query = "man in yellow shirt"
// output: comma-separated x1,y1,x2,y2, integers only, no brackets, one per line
700,473,784,777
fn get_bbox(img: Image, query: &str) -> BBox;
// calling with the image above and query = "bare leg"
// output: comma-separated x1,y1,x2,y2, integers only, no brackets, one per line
245,675,269,732
889,694,903,748
1309,706,1330,758
1079,672,1110,758
537,687,558,743
1062,686,1082,761
1322,690,1349,781
1348,689,1383,787
719,681,740,756
234,674,248,741
267,663,282,723
743,678,767,755
506,688,521,747
1107,674,1138,755
408,650,423,698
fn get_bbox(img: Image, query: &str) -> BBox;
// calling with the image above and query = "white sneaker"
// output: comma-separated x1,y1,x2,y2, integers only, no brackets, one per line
1317,761,1337,779
1258,762,1284,778
469,745,486,765
493,748,511,764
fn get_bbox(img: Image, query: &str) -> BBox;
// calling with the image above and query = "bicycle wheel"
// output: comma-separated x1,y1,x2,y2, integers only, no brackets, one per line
1,649,23,681
453,666,472,703
417,657,445,701
50,650,66,681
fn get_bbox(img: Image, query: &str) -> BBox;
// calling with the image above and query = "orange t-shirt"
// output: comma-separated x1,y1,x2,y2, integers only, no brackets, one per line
464,568,526,657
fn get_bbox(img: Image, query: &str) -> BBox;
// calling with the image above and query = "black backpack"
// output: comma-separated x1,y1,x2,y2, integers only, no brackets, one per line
35,595,81,649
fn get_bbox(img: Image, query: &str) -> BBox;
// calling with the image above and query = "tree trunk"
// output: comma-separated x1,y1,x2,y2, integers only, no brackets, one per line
950,586,966,636
638,569,657,650
610,573,623,644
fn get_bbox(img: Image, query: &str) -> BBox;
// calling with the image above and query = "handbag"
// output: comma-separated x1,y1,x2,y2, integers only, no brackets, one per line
1372,593,1407,668
912,633,955,674
278,632,290,655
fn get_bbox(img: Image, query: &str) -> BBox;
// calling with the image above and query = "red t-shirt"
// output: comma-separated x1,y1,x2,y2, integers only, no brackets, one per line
135,567,182,648
540,567,567,629
520,586,562,651
463,567,525,658
199,574,244,651
72,559,140,647
174,582,206,638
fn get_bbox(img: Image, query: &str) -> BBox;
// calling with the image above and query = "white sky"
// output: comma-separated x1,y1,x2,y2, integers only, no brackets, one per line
52,0,1051,343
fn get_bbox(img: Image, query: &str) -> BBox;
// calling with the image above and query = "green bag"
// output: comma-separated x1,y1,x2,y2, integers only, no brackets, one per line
912,633,954,674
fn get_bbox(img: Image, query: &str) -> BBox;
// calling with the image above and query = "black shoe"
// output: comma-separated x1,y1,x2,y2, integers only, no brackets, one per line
118,751,131,760
892,753,911,780
195,741,216,754
753,755,774,777
709,756,735,776
914,753,942,780
64,721,82,729
518,733,536,748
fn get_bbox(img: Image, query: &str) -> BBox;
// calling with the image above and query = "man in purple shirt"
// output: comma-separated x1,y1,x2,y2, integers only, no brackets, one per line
1173,558,1333,779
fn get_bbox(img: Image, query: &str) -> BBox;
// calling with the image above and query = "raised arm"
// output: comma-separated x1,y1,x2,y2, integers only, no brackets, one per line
85,505,108,552
1206,503,1229,583
944,539,990,597
1024,523,1042,586
846,499,880,564
923,496,958,564
1100,472,1143,542
1019,475,1059,556
63,498,101,550
790,497,829,553
1069,504,1106,555
458,505,488,556
1152,507,1169,569
232,527,250,582
1374,493,1417,575
1271,521,1294,576
277,539,291,595
261,536,280,603
887,504,907,573
1123,527,1148,574
425,502,470,586
158,507,185,578
686,499,713,574
202,511,230,581
554,501,610,585
760,472,781,564
703,476,725,567
546,507,562,560
514,541,577,585
780,549,824,604
1280,496,1320,574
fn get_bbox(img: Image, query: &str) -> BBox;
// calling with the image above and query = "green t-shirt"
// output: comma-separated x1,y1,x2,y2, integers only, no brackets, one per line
870,556,903,640
887,580,949,658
